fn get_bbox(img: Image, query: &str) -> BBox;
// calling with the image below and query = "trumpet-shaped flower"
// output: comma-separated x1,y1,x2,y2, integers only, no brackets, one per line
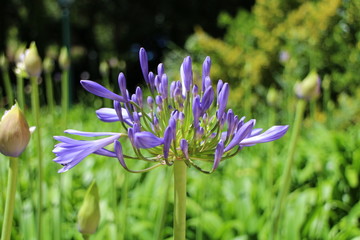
53,47,289,173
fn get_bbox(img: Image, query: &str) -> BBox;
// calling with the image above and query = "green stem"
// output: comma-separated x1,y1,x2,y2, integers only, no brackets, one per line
271,99,306,240
61,70,69,128
173,160,187,240
31,76,43,240
2,68,13,106
82,234,90,240
45,72,55,114
1,157,18,240
16,76,25,110
120,171,129,240
154,168,171,240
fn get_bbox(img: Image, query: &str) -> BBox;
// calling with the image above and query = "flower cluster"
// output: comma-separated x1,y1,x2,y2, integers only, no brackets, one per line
53,48,289,173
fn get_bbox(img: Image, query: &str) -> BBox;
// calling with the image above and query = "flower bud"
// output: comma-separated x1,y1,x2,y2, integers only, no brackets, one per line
99,60,109,77
139,48,149,83
43,57,55,73
0,103,31,157
294,71,321,100
24,42,42,77
77,181,100,235
0,53,8,70
266,87,280,107
59,46,70,70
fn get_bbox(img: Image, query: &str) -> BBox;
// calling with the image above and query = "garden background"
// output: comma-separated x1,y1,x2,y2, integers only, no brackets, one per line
0,0,360,239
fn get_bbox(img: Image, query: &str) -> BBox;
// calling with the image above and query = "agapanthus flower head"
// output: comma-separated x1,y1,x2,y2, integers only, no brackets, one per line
53,48,289,173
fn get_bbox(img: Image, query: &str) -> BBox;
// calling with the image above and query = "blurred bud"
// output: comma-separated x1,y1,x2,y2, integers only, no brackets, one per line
0,103,31,157
77,181,100,236
294,71,321,100
43,57,55,73
266,87,280,107
99,60,109,77
14,44,26,63
0,53,9,70
59,46,70,70
46,45,59,59
24,42,42,77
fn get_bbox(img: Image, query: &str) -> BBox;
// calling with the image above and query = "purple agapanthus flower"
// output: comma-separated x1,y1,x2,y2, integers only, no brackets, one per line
53,48,289,173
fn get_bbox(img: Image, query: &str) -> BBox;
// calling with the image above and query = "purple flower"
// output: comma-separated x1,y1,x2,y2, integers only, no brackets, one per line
54,48,289,174
201,86,214,114
224,119,255,152
135,87,143,108
118,73,128,97
180,56,192,95
160,74,168,99
157,63,164,77
202,56,211,92
139,47,149,83
81,80,126,102
192,96,201,128
96,107,131,122
217,83,229,120
212,140,224,171
180,139,189,159
163,126,173,159
240,125,289,147
53,130,121,173
133,131,164,149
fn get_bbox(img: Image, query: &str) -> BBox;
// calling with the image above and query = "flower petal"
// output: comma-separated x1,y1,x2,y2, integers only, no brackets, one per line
64,129,119,137
240,125,289,146
81,80,125,102
224,119,255,152
134,131,164,149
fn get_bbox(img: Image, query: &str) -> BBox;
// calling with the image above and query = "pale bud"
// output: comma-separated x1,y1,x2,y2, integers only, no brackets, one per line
24,42,42,77
99,60,109,77
294,71,321,100
0,103,31,157
59,46,70,70
77,181,100,235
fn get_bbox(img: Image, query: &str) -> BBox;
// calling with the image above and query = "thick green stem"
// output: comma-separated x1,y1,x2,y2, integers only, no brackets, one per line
173,160,187,240
16,76,25,110
2,69,13,106
82,234,90,240
61,70,69,128
272,99,306,240
31,76,43,240
154,168,171,240
1,157,18,240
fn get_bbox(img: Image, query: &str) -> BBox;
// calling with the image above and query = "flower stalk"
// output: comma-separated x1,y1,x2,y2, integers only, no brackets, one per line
16,75,25,110
0,157,19,240
173,160,187,240
0,55,13,106
271,99,306,239
30,76,43,240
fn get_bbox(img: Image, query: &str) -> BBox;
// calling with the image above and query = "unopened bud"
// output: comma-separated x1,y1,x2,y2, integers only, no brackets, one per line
99,60,109,77
0,103,31,157
266,87,280,107
43,57,55,73
294,71,321,100
24,42,42,77
77,181,100,235
59,46,70,70
0,53,8,70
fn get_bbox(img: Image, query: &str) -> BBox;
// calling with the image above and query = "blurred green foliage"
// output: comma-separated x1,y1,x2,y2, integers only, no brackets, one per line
176,0,360,112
